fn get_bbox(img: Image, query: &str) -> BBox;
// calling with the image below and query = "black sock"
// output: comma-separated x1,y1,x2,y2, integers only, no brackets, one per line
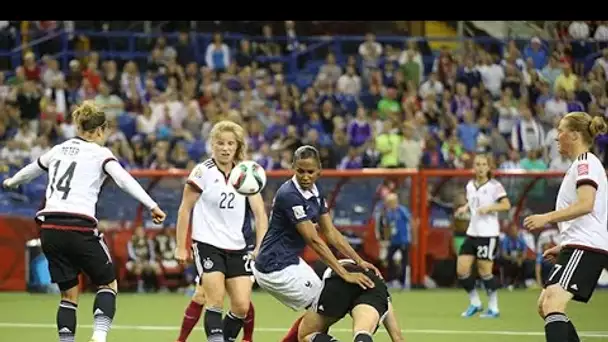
458,274,475,292
545,312,569,342
354,331,373,342
567,320,580,342
204,307,224,342
481,274,499,292
311,332,338,342
57,300,77,342
92,288,116,340
223,311,244,342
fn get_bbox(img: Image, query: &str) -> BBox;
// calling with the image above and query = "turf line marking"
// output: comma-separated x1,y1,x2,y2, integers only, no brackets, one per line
0,322,607,338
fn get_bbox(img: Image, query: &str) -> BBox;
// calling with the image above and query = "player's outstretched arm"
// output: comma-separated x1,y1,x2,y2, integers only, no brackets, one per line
3,160,46,188
247,193,268,257
318,213,381,276
3,150,55,189
383,302,405,342
104,161,158,210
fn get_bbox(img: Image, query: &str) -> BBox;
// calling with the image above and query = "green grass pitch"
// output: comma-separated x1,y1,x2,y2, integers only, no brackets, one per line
0,289,607,341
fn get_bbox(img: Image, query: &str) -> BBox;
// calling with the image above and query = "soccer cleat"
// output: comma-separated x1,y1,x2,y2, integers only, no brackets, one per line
480,309,500,318
460,304,483,318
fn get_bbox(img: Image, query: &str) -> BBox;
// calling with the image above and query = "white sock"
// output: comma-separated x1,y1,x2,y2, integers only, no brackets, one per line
91,330,107,342
468,289,482,307
488,290,499,312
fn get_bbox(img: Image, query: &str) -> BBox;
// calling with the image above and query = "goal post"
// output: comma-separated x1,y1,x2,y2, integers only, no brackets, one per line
123,169,422,284
103,168,583,288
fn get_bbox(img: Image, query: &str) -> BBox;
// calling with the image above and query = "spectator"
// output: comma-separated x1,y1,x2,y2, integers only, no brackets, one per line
456,56,482,92
523,37,548,70
457,111,479,152
42,58,64,89
347,107,372,148
358,33,382,80
543,116,561,162
338,147,363,170
494,88,518,139
175,31,195,66
154,226,183,290
400,50,421,87
336,65,361,96
478,52,504,98
126,226,163,293
499,224,533,288
594,22,608,50
398,40,424,84
451,82,472,119
398,122,422,169
13,121,37,148
205,32,230,72
94,81,124,119
511,105,545,153
541,55,562,90
377,87,401,120
317,52,342,86
554,63,578,93
375,121,401,168
568,21,591,75
380,192,417,289
419,71,444,99
543,87,568,125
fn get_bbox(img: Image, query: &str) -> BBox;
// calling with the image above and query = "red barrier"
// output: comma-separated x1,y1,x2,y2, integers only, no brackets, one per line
0,216,39,291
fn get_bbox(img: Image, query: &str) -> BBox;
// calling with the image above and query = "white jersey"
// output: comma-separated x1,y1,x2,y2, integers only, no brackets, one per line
465,179,508,237
187,159,253,250
556,152,608,252
37,137,116,223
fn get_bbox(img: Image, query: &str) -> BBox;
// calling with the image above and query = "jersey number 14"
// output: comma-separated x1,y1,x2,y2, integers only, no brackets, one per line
49,161,76,200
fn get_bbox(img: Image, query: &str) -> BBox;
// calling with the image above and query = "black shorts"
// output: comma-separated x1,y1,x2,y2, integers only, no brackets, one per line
459,236,499,261
315,270,390,326
192,241,252,282
40,228,115,291
544,247,608,303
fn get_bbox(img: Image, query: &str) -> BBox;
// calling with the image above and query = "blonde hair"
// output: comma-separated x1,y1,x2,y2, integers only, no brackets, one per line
563,112,608,146
210,120,247,163
72,101,106,133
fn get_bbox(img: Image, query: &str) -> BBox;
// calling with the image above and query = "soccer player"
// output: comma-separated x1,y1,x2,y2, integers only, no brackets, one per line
253,145,379,314
296,260,404,342
2,101,166,342
524,112,608,342
174,120,267,342
454,154,511,318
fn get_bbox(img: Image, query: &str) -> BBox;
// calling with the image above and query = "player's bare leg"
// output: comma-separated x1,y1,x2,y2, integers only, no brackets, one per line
456,255,482,317
90,280,118,342
297,311,338,342
202,272,226,342
176,283,206,342
351,304,380,342
478,260,500,318
282,315,304,342
540,284,578,342
224,276,252,342
57,281,80,342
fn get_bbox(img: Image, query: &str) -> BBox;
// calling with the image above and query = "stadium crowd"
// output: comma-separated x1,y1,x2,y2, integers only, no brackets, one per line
2,21,608,291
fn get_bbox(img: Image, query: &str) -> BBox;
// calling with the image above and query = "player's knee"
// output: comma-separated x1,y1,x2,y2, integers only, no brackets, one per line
192,285,206,305
98,280,118,293
230,300,250,318
541,285,569,314
60,285,80,304
456,257,473,276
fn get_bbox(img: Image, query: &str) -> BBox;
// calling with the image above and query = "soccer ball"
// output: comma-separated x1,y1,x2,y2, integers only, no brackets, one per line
229,161,267,196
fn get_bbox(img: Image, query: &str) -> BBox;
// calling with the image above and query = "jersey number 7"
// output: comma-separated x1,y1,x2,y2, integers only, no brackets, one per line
49,161,76,200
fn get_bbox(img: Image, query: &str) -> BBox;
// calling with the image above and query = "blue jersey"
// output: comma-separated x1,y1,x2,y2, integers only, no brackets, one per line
255,177,329,273
384,205,412,245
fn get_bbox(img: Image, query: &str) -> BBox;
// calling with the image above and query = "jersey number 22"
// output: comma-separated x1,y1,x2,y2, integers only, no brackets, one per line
50,161,76,200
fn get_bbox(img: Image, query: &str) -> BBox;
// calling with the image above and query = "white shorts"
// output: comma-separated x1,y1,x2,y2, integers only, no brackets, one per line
252,257,322,311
